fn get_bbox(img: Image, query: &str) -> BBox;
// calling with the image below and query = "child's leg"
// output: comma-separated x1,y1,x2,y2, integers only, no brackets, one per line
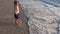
15,19,19,25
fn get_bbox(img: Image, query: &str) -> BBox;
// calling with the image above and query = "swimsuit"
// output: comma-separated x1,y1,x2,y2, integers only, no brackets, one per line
14,11,20,19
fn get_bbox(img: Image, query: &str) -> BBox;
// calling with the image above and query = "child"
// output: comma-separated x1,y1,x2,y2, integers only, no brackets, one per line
14,0,20,26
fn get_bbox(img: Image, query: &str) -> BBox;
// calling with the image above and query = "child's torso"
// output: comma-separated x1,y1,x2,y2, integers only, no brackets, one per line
14,6,19,14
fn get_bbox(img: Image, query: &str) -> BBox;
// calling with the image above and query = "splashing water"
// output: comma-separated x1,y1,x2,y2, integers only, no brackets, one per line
18,0,60,34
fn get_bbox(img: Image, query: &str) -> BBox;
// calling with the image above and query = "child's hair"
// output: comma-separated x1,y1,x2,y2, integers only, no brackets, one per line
14,1,18,5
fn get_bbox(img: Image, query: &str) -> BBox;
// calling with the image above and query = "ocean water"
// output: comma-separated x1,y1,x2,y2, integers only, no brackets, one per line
18,0,60,34
18,0,60,7
38,0,60,7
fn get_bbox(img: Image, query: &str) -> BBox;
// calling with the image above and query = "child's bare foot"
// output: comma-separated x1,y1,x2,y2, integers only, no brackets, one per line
15,21,21,26
15,22,19,26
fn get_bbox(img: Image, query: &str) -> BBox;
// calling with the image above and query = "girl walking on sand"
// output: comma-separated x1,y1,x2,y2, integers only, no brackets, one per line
14,0,20,26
